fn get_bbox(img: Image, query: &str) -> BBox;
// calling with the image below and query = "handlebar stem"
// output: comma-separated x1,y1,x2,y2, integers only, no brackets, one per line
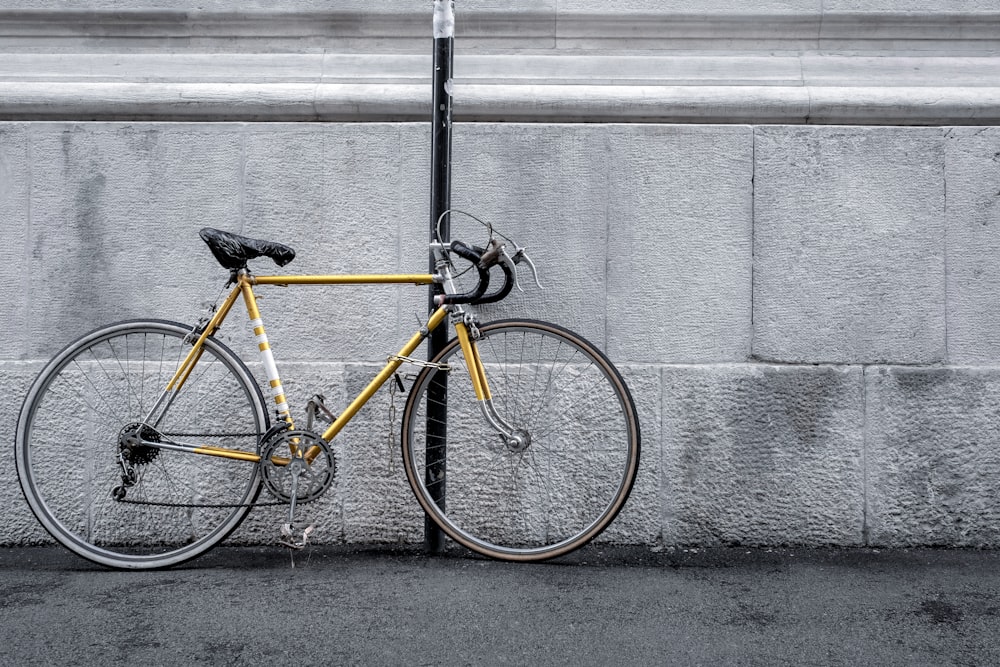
428,238,516,306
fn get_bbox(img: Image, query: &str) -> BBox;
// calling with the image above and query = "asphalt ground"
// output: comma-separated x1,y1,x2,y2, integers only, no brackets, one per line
1,544,999,666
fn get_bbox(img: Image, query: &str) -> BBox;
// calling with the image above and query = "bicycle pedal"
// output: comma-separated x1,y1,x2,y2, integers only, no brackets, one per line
277,522,315,550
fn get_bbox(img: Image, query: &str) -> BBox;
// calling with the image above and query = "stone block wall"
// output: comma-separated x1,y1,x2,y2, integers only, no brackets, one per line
2,1,1000,550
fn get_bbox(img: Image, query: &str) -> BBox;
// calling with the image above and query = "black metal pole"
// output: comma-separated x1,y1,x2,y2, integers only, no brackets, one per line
425,0,454,553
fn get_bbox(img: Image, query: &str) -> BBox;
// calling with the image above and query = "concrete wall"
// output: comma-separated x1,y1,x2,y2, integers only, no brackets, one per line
4,122,1000,548
3,1,1000,549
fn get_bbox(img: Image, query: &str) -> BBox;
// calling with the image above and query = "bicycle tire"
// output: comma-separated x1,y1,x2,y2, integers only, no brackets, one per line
15,320,269,569
400,319,640,561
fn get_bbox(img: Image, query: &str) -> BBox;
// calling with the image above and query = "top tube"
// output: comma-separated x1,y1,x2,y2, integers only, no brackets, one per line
251,274,441,286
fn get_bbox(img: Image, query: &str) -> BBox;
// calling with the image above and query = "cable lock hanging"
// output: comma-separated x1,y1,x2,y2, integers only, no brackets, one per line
385,354,452,473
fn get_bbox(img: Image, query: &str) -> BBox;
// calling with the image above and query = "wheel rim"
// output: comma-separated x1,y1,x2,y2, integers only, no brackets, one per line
402,321,639,560
16,321,266,568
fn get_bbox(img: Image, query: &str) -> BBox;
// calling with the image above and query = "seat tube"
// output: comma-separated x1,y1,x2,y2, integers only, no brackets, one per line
240,277,292,425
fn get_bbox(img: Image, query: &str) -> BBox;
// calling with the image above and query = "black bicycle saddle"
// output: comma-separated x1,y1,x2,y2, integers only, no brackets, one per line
199,227,296,270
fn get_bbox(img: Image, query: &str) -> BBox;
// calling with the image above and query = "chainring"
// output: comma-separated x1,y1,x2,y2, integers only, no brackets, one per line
259,429,336,504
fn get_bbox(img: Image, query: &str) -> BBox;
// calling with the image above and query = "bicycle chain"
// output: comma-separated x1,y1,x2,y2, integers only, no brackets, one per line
114,427,286,509
116,497,285,509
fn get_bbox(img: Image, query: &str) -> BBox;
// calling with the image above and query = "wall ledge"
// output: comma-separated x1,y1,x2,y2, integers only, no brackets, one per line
2,8,999,123
1,53,998,124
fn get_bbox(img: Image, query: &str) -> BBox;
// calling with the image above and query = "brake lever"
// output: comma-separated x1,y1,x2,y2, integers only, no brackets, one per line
506,245,545,291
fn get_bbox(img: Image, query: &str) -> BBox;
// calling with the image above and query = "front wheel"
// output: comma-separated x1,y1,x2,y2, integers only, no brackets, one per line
400,319,641,561
15,320,269,569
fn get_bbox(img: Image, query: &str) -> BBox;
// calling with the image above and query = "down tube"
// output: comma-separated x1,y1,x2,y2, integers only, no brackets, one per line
319,306,450,443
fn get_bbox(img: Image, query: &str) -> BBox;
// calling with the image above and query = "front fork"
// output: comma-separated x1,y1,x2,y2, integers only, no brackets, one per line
453,313,530,453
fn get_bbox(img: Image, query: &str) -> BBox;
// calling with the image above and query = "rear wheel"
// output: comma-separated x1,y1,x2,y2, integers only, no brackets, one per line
401,319,640,561
15,320,268,569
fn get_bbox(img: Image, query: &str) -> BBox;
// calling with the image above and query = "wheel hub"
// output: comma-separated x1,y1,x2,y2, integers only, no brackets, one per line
505,429,531,453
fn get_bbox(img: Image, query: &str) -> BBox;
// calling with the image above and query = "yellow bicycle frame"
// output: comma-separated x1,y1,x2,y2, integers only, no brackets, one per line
154,271,492,464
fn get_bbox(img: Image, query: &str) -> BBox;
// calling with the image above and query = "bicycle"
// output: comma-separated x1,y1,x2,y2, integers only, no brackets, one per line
14,216,641,569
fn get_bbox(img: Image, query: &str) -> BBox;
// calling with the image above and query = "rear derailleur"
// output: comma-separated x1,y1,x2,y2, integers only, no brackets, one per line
112,423,162,501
